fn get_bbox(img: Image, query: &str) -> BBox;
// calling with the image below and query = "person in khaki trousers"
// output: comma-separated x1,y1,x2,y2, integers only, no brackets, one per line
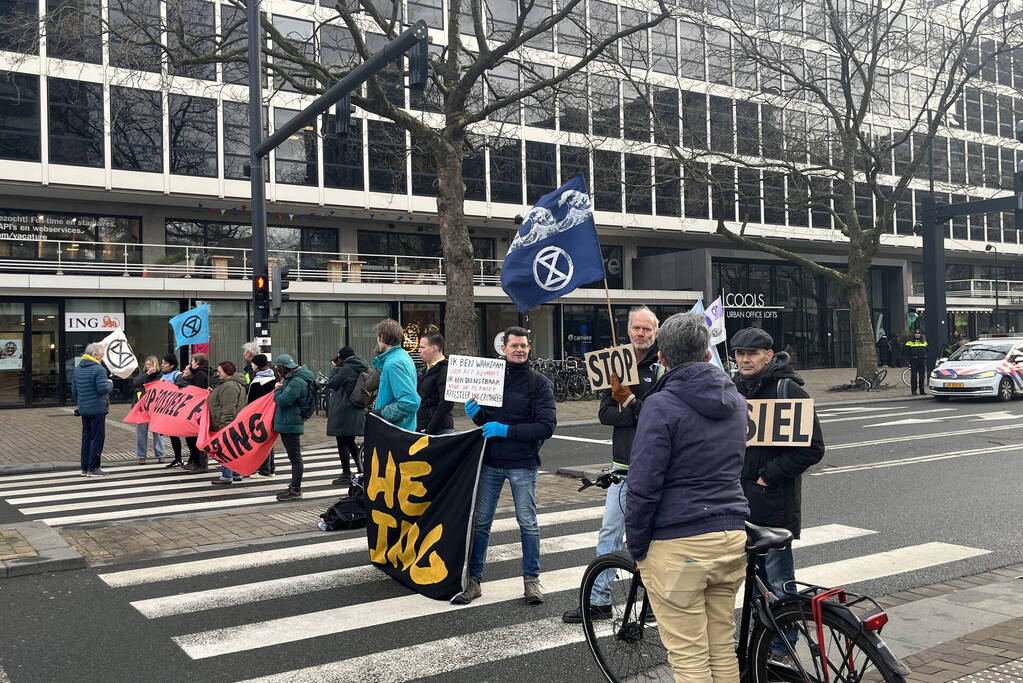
625,313,750,683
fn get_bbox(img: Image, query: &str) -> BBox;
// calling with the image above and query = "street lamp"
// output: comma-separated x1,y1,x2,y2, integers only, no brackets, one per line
985,243,999,331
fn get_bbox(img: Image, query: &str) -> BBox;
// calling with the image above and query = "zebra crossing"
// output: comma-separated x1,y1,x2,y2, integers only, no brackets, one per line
0,444,354,527
88,506,990,681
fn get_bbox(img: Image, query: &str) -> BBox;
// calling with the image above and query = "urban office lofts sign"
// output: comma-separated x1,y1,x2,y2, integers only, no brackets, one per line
723,293,785,320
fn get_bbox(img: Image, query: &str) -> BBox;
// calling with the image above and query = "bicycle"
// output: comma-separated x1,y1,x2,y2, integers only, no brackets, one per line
829,367,887,392
314,371,330,415
900,367,911,387
577,471,910,683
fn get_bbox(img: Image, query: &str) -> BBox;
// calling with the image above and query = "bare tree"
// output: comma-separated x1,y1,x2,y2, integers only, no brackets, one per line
23,0,673,355
610,0,1022,375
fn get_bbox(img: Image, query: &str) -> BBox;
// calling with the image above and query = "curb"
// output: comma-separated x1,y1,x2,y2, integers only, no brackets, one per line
1,520,86,579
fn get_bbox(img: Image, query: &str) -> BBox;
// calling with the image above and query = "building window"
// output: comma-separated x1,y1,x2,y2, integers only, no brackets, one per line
408,0,443,29
1,0,40,54
709,96,734,153
169,94,217,177
274,108,317,186
48,78,103,168
623,83,650,142
109,0,161,72
679,21,705,80
762,104,783,159
411,143,436,197
591,75,620,138
558,70,588,134
706,27,731,85
652,87,679,145
167,0,216,81
594,150,622,212
0,73,40,162
368,120,407,194
682,91,707,149
652,20,677,75
625,155,652,215
523,65,556,130
111,86,162,173
463,136,486,201
223,101,255,181
410,44,444,114
318,114,362,191
487,61,520,124
366,33,405,107
46,0,101,63
221,5,251,86
272,15,315,92
655,157,681,217
763,172,785,225
738,168,761,223
0,209,140,260
685,163,709,219
736,102,759,156
526,141,556,204
788,173,810,227
489,138,523,205
711,164,735,222
560,145,589,186
811,176,832,229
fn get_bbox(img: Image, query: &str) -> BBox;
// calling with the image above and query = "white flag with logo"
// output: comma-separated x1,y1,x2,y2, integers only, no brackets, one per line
100,328,138,379
706,296,727,346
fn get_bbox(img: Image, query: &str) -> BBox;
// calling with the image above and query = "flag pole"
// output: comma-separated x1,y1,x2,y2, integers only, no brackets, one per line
603,278,617,346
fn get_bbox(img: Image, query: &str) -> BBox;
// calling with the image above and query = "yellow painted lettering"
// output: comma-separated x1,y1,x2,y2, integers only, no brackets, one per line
409,524,448,585
367,448,396,508
369,509,397,564
409,435,430,455
398,460,432,516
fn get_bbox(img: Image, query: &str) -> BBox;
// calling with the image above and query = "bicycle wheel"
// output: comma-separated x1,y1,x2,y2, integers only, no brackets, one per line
873,368,887,386
567,374,589,401
900,368,911,387
581,552,669,683
749,602,906,683
553,378,569,403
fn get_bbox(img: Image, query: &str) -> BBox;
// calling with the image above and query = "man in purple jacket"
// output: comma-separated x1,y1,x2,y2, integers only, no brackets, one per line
626,312,750,683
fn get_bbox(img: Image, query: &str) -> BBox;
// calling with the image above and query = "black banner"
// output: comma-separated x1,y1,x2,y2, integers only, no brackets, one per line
363,413,485,601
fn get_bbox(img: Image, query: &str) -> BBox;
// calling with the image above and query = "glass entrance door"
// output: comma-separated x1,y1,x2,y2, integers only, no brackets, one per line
0,302,26,406
29,303,60,405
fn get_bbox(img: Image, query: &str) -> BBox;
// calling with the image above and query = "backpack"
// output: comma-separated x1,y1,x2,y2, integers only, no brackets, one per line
349,366,381,409
298,376,318,421
320,486,367,530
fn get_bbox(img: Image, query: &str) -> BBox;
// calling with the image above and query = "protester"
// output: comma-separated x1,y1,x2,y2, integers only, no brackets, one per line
904,330,929,395
626,313,750,682
160,354,185,468
273,354,315,501
732,326,825,664
453,326,556,606
416,332,454,435
876,334,894,367
132,356,165,465
326,346,368,485
177,353,211,473
371,319,420,431
209,362,249,485
74,342,112,477
241,341,259,383
563,305,661,624
247,354,278,477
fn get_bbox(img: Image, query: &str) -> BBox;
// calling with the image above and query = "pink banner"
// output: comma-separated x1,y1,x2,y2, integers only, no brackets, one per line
197,393,280,476
124,382,208,437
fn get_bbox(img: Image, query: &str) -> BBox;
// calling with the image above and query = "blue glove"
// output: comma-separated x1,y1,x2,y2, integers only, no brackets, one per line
464,399,481,418
481,422,509,439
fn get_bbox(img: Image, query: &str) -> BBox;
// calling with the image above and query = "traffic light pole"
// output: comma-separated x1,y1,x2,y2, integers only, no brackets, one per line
246,13,429,353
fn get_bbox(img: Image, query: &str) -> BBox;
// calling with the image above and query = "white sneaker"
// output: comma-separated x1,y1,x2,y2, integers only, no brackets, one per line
80,470,92,477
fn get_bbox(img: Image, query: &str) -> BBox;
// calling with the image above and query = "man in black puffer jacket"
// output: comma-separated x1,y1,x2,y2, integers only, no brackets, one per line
416,332,454,434
452,326,557,607
732,327,825,659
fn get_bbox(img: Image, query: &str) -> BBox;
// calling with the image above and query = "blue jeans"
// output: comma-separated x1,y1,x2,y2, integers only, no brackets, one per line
757,546,797,653
591,477,628,606
468,465,540,580
218,465,242,481
135,423,165,460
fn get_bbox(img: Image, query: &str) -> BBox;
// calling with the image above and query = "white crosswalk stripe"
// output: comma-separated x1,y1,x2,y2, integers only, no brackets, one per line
0,446,358,527
94,512,990,680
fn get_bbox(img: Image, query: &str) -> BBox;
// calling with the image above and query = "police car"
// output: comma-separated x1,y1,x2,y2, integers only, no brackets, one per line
928,336,1023,401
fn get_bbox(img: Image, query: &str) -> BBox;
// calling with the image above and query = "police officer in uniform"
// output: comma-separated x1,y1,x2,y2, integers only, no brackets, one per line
904,331,929,395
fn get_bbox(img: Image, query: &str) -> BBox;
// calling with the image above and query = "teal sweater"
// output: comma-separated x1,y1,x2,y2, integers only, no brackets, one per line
372,346,421,432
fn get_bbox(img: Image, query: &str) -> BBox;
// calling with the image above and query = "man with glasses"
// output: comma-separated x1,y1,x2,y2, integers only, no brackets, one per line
453,326,557,606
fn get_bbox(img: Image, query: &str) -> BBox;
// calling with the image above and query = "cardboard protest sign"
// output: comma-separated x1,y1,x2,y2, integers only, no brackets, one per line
444,355,506,407
363,413,486,600
746,399,815,446
123,381,208,437
584,344,638,391
197,393,279,476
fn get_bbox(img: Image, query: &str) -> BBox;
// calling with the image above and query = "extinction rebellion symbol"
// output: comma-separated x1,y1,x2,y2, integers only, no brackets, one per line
106,339,134,370
533,246,574,292
181,315,204,339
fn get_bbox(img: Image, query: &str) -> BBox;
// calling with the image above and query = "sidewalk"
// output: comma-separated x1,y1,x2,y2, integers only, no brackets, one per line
0,365,918,472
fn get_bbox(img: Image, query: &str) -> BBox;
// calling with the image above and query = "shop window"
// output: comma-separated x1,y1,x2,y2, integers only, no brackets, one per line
111,86,163,173
368,120,407,194
46,0,101,63
594,150,622,213
0,209,140,261
349,302,392,360
125,300,178,371
401,302,442,370
301,302,347,378
167,0,216,81
655,157,681,217
49,78,103,168
0,73,40,162
169,94,217,177
526,141,556,204
275,108,318,186
489,138,522,205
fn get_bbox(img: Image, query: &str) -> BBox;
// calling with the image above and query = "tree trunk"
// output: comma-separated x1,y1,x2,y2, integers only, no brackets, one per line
845,277,878,379
435,143,479,357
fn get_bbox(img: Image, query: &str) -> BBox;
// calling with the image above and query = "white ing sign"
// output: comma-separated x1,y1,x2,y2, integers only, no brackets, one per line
444,355,506,407
65,313,125,332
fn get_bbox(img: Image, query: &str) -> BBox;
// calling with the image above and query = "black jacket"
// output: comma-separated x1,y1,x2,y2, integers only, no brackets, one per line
417,359,454,434
176,366,210,390
733,352,825,537
132,371,162,402
472,361,557,469
597,343,661,469
327,356,369,437
247,372,276,404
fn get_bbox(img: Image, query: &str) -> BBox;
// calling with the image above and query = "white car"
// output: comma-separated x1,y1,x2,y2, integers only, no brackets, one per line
928,337,1023,401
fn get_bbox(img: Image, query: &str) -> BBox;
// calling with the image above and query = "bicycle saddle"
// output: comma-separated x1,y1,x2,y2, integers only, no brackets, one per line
744,522,793,554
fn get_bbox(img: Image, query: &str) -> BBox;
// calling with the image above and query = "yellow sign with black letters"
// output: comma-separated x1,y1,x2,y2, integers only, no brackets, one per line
362,413,486,600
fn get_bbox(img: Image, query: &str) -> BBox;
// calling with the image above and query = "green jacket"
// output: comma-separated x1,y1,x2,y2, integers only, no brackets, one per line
273,365,314,434
209,374,247,430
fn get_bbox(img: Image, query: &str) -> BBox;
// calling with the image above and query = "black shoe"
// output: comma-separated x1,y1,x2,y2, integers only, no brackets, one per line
166,461,183,468
332,474,352,486
276,487,302,502
562,604,613,623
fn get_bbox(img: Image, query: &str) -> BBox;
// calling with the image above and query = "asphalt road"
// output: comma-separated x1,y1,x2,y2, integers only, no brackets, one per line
2,395,1022,682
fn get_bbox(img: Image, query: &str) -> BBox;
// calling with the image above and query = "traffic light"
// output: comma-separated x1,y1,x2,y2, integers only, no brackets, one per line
333,94,351,136
253,273,270,324
409,37,428,92
271,262,290,322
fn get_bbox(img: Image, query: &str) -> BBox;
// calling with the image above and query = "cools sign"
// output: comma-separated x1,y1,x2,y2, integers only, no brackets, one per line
724,292,780,320
65,313,125,332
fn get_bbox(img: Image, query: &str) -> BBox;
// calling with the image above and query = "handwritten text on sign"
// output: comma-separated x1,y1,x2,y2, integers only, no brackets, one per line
444,355,506,407
584,344,638,391
746,399,815,447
